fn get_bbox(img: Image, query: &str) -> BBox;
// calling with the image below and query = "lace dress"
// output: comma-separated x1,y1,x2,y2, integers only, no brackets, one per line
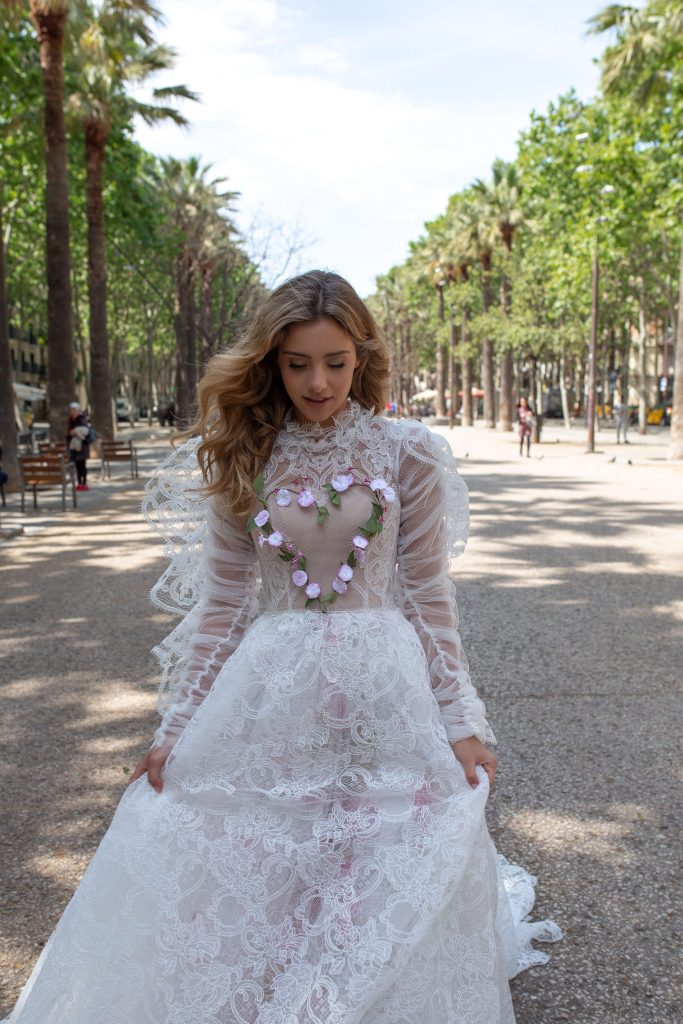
4,402,561,1024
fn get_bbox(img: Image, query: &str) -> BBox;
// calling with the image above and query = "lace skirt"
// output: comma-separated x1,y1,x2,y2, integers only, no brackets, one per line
5,609,559,1024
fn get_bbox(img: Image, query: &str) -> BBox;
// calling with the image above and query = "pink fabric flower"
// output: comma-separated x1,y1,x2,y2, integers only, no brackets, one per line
275,489,291,506
352,535,369,549
257,534,266,548
332,578,348,594
297,489,316,508
370,477,388,491
355,548,365,563
254,509,269,527
331,475,350,492
345,472,354,486
292,569,308,587
267,531,283,547
383,486,396,503
338,564,353,582
305,582,321,599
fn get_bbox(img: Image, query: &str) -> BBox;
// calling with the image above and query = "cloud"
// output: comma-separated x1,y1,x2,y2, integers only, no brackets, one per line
133,0,603,293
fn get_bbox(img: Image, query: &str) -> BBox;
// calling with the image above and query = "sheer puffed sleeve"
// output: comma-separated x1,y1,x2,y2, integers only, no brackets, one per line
396,422,496,746
142,440,259,751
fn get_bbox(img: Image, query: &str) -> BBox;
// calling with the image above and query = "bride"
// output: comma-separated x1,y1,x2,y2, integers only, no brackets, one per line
5,269,560,1023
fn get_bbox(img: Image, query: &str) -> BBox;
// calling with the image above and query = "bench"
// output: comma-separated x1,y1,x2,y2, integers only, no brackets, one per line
19,453,77,511
100,439,139,480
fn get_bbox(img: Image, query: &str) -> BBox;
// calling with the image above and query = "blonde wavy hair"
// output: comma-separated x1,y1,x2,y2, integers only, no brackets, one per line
187,269,391,521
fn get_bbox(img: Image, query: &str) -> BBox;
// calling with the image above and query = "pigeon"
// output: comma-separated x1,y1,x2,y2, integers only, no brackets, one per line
607,456,616,463
627,459,633,465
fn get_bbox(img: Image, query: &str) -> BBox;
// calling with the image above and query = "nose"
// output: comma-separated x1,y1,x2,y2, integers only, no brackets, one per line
309,365,328,394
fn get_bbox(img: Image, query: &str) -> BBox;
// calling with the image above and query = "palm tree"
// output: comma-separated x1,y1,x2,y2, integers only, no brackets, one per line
0,198,21,492
69,0,197,438
473,159,528,431
419,222,457,417
27,0,76,439
456,196,498,428
447,210,478,427
160,158,239,425
590,1,683,459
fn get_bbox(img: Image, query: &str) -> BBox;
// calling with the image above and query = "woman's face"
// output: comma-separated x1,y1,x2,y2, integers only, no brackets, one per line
277,317,360,426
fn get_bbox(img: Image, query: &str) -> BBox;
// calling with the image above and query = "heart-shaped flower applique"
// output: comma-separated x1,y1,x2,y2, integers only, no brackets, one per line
247,470,394,612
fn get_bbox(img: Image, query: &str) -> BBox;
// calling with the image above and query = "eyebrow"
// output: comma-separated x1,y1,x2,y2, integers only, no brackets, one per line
281,350,352,357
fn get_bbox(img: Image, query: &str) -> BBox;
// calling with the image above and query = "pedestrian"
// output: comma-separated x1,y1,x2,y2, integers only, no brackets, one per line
613,396,629,444
6,270,560,1024
65,401,91,491
516,395,534,457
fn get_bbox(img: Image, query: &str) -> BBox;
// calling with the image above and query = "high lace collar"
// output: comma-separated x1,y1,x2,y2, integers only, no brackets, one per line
281,399,374,443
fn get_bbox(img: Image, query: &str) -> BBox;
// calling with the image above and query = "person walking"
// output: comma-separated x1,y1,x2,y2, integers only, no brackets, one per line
65,402,91,491
5,271,560,1024
613,396,629,444
516,396,534,457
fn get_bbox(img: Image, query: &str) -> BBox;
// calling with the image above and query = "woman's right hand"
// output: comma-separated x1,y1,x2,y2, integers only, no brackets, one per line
129,744,172,793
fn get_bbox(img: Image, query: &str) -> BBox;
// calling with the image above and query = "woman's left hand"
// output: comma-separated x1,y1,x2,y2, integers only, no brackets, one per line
451,736,497,789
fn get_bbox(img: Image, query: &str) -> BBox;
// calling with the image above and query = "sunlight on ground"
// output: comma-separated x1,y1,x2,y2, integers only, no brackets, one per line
506,807,646,863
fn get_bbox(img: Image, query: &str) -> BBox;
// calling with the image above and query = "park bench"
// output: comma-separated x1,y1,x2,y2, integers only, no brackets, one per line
100,439,139,480
19,452,77,512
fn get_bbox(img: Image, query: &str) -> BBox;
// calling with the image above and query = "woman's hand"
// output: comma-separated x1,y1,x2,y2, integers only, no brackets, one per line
129,744,172,793
451,736,497,789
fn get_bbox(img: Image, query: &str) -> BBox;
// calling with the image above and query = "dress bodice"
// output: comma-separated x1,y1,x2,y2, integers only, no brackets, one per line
255,402,402,614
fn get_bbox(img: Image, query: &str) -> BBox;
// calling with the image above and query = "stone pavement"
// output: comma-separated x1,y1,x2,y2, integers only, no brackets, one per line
1,421,681,1023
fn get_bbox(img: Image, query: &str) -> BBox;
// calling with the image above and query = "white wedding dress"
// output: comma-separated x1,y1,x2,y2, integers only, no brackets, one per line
4,402,561,1024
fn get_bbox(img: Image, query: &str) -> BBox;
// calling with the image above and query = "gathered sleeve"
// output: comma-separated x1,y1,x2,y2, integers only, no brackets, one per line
153,500,259,749
396,423,496,746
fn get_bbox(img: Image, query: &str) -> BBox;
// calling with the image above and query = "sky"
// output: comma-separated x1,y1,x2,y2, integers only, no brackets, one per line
133,0,608,297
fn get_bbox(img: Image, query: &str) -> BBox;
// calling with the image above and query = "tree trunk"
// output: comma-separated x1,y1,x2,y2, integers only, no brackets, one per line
449,307,459,428
534,364,543,443
669,229,683,460
0,200,21,491
174,256,191,428
480,254,494,428
529,357,540,442
559,351,571,429
85,122,114,439
462,356,473,426
498,274,513,430
186,265,198,419
435,284,447,417
637,298,648,435
30,3,76,440
199,261,215,367
397,319,404,412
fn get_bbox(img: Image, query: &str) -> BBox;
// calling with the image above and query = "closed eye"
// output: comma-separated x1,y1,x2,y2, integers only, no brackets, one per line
287,362,347,370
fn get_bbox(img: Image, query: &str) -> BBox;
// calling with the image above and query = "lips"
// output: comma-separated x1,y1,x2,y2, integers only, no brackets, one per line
304,397,332,404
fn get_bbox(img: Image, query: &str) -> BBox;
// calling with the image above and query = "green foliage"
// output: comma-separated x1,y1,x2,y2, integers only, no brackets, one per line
367,36,682,391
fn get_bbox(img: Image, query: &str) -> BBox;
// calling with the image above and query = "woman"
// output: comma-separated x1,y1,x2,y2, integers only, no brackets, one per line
65,401,91,491
516,397,534,458
5,271,560,1023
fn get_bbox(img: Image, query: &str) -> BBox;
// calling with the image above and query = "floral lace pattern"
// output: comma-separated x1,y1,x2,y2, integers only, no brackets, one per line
4,403,562,1024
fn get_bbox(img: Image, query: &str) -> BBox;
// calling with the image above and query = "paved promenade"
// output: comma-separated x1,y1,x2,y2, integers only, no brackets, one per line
1,422,681,1023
